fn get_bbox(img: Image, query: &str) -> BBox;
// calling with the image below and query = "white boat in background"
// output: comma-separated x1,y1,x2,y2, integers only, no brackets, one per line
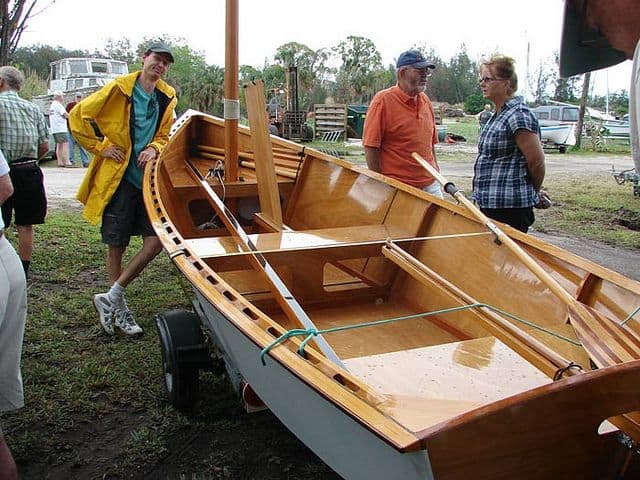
540,124,576,153
603,119,630,138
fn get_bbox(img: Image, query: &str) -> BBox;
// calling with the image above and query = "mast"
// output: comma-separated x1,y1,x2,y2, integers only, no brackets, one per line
224,0,239,181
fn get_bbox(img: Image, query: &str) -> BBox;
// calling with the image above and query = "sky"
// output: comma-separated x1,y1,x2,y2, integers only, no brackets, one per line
20,0,633,98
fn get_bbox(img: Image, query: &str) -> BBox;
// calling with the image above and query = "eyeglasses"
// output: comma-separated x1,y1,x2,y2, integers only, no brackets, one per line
410,67,433,77
478,76,507,84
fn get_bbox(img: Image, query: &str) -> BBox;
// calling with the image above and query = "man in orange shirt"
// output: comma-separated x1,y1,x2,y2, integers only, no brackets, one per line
362,49,442,198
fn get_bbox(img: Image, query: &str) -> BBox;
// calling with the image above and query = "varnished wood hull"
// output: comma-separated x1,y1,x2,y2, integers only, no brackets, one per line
144,110,640,479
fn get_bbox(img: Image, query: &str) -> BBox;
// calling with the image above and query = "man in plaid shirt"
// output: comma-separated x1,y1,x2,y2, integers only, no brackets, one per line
0,66,50,277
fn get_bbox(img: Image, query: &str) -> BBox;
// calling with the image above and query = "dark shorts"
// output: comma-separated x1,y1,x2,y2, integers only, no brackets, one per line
480,207,535,233
53,132,67,144
1,166,47,227
101,180,155,246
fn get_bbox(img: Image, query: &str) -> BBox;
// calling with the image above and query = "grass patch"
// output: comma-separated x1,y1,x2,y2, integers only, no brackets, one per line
535,173,640,247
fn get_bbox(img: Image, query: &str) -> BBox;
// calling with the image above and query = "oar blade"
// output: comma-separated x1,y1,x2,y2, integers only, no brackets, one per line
569,305,640,368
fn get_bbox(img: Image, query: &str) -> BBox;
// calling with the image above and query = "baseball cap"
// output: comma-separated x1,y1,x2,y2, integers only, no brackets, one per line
396,50,436,70
75,93,82,98
53,90,63,97
558,1,626,78
144,41,175,63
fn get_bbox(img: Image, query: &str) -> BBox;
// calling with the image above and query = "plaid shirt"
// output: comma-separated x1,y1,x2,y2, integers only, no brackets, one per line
0,91,49,163
472,96,540,208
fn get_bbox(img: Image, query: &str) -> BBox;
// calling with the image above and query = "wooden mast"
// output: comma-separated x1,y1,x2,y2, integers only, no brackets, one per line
224,0,239,181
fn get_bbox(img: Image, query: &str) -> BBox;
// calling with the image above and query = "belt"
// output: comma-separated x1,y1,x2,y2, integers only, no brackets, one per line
10,159,38,169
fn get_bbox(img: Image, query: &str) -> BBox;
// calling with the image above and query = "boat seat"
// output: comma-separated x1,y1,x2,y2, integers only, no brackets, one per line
183,224,415,259
344,336,551,432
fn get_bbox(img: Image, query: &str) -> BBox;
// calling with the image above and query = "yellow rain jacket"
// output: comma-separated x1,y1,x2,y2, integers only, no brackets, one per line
69,72,177,224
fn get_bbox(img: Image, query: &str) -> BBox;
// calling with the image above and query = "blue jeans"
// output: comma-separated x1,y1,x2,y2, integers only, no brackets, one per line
67,132,90,167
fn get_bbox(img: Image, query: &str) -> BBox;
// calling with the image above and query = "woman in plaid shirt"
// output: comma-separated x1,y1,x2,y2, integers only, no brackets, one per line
472,55,546,233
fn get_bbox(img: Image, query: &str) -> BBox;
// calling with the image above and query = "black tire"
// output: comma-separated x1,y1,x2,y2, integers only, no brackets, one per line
559,146,567,154
155,309,209,410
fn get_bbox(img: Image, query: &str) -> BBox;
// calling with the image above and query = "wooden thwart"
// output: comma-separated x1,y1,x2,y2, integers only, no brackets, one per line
412,152,640,368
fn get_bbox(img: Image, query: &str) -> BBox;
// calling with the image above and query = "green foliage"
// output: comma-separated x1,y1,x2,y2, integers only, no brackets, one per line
18,68,47,99
11,44,89,78
333,36,383,104
464,93,486,114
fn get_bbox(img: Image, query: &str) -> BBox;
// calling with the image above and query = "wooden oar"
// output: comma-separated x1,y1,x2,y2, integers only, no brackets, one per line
412,152,640,368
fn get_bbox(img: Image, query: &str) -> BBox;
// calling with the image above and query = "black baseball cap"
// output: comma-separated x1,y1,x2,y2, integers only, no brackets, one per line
144,41,175,63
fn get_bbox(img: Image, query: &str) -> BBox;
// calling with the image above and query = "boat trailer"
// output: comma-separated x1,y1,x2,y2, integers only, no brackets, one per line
612,167,640,197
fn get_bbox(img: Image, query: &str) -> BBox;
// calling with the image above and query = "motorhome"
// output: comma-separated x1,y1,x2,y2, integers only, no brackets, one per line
33,57,129,114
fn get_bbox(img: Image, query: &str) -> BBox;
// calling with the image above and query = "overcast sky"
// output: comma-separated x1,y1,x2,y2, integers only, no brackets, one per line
21,0,633,98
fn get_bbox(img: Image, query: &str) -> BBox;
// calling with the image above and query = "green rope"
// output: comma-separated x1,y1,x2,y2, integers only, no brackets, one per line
621,305,640,326
259,302,581,365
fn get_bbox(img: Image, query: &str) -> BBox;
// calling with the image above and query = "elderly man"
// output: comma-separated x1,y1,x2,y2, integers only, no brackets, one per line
0,66,50,278
362,49,442,198
69,42,177,336
49,91,71,167
559,0,640,174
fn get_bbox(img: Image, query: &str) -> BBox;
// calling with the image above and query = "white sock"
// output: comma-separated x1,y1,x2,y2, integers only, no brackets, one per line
108,282,126,310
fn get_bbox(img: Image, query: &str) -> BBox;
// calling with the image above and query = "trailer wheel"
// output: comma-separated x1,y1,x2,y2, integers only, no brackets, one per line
559,146,567,154
155,309,209,410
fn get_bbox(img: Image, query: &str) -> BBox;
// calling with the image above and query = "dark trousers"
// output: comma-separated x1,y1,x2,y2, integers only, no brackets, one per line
480,207,535,233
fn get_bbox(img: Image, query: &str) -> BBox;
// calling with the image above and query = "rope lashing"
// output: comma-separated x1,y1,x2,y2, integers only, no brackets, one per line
621,306,640,326
553,361,583,381
260,302,581,365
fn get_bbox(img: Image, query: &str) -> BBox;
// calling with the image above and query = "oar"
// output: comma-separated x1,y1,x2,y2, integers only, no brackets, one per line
412,152,640,368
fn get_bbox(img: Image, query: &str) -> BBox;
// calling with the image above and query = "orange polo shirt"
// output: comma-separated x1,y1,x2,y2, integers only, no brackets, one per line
362,85,438,188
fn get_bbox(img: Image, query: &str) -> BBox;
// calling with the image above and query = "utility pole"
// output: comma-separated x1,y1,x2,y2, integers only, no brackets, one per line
574,72,591,150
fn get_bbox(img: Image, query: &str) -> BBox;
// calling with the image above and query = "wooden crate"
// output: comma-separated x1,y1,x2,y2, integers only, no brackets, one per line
314,104,347,141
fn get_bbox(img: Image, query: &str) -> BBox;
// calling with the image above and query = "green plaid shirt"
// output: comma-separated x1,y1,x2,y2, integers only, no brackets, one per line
0,90,49,162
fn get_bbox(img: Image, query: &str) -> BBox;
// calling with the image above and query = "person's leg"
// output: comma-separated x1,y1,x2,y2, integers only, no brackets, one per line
480,207,534,233
67,132,76,165
117,236,162,288
107,245,126,285
79,146,90,167
0,430,17,480
14,224,32,274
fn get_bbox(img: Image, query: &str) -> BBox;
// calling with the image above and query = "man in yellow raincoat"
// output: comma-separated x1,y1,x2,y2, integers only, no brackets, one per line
69,42,177,336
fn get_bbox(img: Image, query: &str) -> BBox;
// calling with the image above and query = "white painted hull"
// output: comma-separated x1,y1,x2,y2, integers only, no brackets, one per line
192,289,434,480
540,124,576,147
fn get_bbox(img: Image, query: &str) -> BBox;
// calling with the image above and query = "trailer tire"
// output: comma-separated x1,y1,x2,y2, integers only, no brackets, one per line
559,146,567,154
155,309,208,410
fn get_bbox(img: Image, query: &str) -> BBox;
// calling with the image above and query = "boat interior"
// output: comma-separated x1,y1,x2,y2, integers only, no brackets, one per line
148,112,640,446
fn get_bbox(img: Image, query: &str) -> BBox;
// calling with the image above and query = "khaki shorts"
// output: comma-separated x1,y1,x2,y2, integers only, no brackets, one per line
53,132,68,144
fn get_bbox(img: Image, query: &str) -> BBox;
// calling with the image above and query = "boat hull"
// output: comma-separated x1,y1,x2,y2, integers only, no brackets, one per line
144,110,640,479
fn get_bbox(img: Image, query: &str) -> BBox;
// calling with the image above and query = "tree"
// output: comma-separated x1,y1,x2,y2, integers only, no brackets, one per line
274,42,320,111
100,37,136,64
528,59,553,105
0,0,51,65
332,36,383,104
445,45,479,104
12,43,87,78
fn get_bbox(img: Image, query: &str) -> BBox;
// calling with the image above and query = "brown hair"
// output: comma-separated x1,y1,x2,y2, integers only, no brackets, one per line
481,55,518,95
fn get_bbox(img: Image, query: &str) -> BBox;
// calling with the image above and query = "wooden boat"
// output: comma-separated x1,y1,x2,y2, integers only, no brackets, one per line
144,101,640,478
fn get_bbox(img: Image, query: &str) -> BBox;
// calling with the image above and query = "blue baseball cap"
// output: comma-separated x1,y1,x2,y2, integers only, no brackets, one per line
396,50,436,70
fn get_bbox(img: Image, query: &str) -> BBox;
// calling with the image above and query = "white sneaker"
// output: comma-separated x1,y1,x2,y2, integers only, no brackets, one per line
93,293,115,335
114,308,143,335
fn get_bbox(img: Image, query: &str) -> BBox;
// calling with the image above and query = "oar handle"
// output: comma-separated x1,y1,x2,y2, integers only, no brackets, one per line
411,152,577,309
